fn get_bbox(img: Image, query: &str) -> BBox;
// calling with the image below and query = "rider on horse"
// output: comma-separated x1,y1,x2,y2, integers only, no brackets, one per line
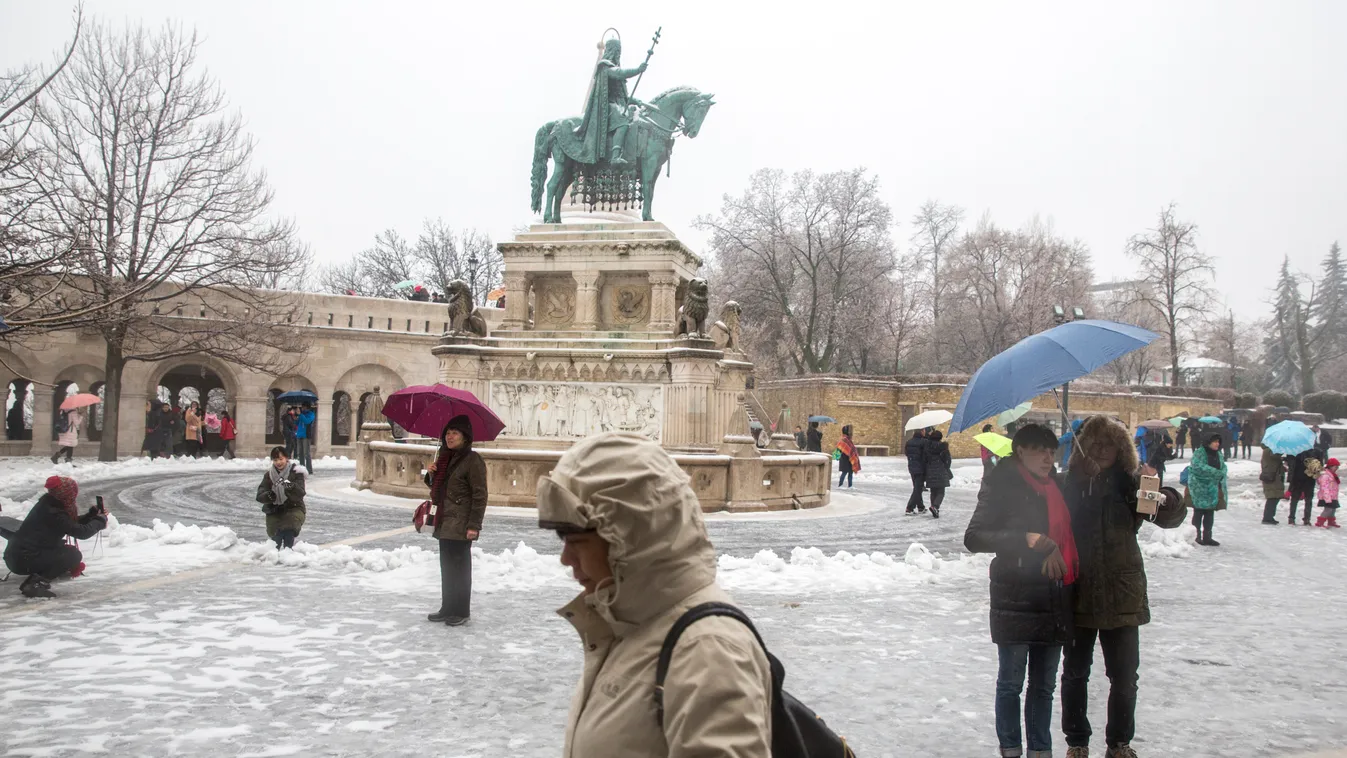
573,37,648,165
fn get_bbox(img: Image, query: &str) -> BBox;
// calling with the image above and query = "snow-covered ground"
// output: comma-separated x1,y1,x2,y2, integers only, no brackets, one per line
1,453,1345,756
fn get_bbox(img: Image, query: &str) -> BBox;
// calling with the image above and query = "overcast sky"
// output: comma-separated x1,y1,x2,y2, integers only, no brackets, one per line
3,0,1344,320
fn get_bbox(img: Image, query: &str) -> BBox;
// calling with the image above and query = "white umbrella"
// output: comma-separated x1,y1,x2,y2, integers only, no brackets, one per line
905,409,953,431
996,401,1033,427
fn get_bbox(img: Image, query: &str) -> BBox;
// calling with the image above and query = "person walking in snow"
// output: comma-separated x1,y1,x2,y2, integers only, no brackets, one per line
905,428,930,514
1288,447,1326,526
51,408,82,464
281,406,299,458
1315,457,1341,528
1174,420,1188,460
2,475,107,598
1060,415,1183,758
423,415,487,626
1314,424,1333,456
254,446,307,550
1259,445,1287,524
1187,434,1229,547
1241,419,1255,459
1147,435,1176,487
966,423,1077,758
296,404,316,473
218,411,237,459
924,429,953,518
805,420,823,453
184,402,204,458
536,433,773,757
981,423,999,476
835,424,861,489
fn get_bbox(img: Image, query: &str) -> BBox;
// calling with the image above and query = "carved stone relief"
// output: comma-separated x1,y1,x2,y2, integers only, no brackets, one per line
608,284,651,326
536,278,576,326
491,381,663,441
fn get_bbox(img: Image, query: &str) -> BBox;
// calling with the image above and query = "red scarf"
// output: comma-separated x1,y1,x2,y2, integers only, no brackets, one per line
430,447,453,505
1016,464,1078,585
837,435,861,473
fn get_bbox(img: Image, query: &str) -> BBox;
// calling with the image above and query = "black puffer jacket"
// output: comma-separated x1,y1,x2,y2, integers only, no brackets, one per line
965,458,1074,645
924,440,953,488
905,435,929,475
2,493,106,565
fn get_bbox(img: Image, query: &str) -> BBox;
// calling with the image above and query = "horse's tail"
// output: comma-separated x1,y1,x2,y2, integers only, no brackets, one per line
530,121,557,214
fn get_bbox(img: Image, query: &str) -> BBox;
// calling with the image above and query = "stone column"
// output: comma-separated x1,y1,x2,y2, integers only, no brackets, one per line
433,345,488,406
501,272,531,330
649,273,680,333
236,396,268,458
31,385,54,457
313,398,333,461
665,348,720,449
573,270,602,331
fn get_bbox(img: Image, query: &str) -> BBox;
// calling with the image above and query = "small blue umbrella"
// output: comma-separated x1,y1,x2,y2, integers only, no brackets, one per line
1197,416,1223,424
949,320,1161,432
1262,420,1316,455
276,390,318,405
808,415,836,424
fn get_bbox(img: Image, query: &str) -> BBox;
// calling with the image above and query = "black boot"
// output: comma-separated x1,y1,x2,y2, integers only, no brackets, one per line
427,610,451,623
20,575,55,598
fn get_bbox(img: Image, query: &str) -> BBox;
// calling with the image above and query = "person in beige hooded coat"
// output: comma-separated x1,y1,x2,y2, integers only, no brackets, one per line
537,432,773,758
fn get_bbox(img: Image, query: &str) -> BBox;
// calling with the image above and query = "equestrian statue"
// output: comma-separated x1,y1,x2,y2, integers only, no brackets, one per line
530,29,715,223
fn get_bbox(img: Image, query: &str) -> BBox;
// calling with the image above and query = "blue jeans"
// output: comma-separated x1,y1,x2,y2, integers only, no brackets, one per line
996,643,1062,756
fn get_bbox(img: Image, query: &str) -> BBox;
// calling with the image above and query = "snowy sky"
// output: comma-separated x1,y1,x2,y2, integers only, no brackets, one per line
3,0,1344,321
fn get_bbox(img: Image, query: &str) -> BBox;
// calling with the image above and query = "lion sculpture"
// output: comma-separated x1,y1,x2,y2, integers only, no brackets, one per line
676,278,710,338
445,279,488,337
711,300,742,352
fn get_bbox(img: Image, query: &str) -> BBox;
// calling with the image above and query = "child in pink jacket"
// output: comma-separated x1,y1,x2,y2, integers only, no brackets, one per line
1316,458,1341,528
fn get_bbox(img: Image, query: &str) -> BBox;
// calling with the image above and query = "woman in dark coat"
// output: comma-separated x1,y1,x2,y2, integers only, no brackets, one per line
965,424,1077,758
1147,435,1176,487
1260,445,1286,524
924,429,953,519
423,415,488,626
3,475,107,597
254,446,307,549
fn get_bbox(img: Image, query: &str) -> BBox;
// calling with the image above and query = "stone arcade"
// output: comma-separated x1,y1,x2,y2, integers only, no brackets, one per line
353,221,833,512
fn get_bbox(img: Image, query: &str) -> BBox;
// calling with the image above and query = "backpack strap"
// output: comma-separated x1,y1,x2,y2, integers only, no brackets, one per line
654,601,768,728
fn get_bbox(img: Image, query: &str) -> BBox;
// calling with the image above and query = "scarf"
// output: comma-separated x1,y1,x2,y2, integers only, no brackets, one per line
430,447,472,506
836,435,861,473
268,461,295,506
1016,463,1079,585
45,475,78,519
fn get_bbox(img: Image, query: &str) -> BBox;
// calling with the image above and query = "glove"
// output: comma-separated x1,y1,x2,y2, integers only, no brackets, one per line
1040,548,1068,580
1030,534,1058,553
282,480,293,490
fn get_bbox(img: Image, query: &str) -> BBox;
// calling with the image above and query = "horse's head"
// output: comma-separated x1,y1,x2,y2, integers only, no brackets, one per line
680,92,715,138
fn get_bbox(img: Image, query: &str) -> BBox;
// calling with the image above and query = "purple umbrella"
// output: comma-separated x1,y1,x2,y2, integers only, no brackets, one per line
381,384,505,442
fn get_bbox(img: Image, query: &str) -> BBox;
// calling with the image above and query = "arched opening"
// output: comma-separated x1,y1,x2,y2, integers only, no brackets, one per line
52,381,79,441
88,381,105,443
332,391,352,446
6,380,33,441
266,388,284,445
155,364,229,456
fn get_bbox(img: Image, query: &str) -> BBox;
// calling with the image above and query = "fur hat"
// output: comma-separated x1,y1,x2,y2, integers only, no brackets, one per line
1329,458,1341,468
1068,415,1140,473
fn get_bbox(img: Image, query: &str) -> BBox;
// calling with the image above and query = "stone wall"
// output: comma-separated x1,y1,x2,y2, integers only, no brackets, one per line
758,377,1224,459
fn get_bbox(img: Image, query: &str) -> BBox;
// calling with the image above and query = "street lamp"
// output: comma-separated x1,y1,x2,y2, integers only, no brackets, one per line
467,253,479,303
1051,304,1087,429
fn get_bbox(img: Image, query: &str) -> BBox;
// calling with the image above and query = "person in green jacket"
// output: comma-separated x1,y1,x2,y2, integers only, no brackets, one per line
255,446,307,549
1187,433,1229,547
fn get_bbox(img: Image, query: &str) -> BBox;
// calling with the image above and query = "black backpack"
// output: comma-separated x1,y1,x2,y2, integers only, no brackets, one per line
56,410,71,434
655,602,857,757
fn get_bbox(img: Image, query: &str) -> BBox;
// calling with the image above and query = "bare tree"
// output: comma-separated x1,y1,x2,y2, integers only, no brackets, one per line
939,214,1093,371
698,168,896,375
0,5,84,331
321,219,502,303
909,200,963,367
1197,310,1253,390
1126,204,1214,386
1095,283,1164,384
26,21,309,460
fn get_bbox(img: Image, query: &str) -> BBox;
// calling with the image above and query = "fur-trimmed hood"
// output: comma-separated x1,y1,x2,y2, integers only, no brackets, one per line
1067,415,1140,473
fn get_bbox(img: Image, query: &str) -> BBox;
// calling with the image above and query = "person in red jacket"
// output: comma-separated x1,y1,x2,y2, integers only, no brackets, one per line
219,411,237,459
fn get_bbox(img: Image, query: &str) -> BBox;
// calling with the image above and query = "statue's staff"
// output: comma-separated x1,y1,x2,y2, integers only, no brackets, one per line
627,26,661,100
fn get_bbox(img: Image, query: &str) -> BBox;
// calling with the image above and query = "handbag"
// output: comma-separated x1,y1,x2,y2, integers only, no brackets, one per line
412,500,437,532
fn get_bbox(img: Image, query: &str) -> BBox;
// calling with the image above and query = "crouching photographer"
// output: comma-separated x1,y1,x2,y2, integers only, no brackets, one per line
255,446,307,550
2,476,108,598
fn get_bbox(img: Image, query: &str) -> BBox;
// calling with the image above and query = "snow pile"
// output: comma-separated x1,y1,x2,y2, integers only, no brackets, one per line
1141,523,1196,558
716,543,990,594
247,541,435,573
109,518,242,552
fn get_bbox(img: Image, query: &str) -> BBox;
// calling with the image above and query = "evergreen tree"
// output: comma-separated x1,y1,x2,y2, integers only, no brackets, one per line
1311,241,1347,357
1266,257,1304,392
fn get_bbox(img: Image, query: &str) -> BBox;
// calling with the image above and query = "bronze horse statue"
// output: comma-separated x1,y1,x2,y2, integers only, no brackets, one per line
530,86,715,223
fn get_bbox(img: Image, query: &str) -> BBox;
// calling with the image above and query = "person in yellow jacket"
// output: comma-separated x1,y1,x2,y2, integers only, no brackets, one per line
537,433,773,757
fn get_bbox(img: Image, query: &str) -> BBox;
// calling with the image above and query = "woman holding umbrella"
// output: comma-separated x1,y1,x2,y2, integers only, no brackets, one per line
51,392,100,465
423,416,488,626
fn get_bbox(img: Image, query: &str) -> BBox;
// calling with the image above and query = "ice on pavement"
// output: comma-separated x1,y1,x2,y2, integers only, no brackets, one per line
1,455,1344,757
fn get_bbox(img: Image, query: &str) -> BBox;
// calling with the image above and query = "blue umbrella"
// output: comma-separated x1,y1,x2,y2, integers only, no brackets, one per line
1262,420,1316,455
808,415,836,424
276,390,318,405
1197,416,1223,424
949,320,1160,432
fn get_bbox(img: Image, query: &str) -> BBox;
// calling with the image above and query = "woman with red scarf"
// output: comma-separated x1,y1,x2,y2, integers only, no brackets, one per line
3,476,107,598
421,415,488,626
965,424,1078,758
835,424,861,489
